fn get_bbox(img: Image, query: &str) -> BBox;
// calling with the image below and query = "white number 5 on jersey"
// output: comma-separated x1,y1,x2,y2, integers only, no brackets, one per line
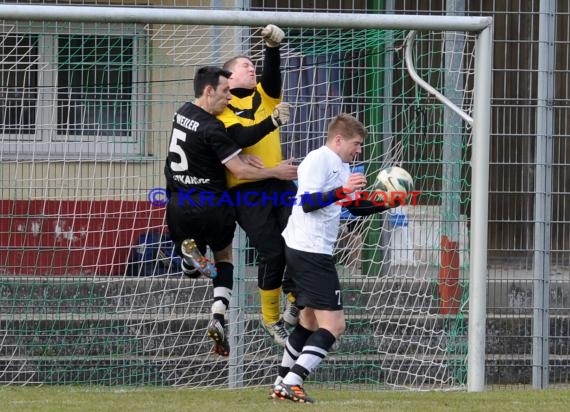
169,128,188,172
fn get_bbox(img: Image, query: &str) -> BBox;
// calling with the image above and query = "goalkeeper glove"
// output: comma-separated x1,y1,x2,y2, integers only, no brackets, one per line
262,24,285,48
271,103,290,127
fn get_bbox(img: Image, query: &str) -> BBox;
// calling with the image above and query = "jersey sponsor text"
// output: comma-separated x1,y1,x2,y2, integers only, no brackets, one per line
173,175,211,185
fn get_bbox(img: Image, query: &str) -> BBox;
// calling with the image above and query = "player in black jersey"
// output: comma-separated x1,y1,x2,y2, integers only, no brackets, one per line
164,66,297,356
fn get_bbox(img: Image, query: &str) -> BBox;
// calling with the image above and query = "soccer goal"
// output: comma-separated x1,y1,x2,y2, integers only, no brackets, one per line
0,5,492,392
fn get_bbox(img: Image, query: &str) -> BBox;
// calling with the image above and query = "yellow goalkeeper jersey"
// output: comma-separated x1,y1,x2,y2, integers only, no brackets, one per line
217,83,282,189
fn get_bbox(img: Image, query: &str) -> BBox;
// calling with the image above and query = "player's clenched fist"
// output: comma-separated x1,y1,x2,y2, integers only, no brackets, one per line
262,24,285,47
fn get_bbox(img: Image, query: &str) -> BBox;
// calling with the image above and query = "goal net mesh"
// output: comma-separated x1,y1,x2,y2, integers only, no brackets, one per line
0,17,476,389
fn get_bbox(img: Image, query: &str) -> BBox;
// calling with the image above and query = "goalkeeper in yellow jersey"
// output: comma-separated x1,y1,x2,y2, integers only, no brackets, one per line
218,24,298,347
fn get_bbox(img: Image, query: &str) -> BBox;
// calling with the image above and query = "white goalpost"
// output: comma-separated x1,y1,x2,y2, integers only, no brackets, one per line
0,5,492,392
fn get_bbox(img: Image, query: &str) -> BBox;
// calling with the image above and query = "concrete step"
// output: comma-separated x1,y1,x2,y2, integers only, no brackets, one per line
0,315,457,356
0,275,440,311
1,275,569,386
1,313,568,358
3,274,568,315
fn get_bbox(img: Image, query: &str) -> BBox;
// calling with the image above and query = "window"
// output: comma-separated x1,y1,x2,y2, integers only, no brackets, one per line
1,24,146,159
57,35,134,138
1,34,38,135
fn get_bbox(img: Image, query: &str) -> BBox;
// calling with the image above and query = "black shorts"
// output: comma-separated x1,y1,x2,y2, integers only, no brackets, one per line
231,179,296,253
285,245,342,310
166,192,236,256
230,179,297,290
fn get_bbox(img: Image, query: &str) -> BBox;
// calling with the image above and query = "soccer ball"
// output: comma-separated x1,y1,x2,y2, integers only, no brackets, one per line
374,166,414,197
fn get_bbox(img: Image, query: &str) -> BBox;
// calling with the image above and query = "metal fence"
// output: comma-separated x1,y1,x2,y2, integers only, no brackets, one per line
1,0,569,389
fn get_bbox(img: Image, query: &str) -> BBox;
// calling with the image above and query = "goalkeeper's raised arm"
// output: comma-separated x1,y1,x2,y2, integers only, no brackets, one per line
260,24,284,99
219,24,288,148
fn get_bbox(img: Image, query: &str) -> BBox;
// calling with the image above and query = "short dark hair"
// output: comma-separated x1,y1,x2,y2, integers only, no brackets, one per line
194,66,232,98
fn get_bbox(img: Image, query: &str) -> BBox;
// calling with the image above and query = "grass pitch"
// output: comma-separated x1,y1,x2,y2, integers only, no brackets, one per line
2,386,569,412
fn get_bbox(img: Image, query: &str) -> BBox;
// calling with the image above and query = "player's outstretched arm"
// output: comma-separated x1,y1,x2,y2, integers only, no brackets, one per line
225,156,297,181
226,102,291,148
226,117,277,147
345,201,392,216
343,172,393,216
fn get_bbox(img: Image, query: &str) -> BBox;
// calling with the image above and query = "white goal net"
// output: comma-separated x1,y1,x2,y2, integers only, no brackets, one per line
0,6,492,390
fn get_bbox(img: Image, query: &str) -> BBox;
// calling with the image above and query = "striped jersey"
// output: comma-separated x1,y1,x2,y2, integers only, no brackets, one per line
217,83,282,188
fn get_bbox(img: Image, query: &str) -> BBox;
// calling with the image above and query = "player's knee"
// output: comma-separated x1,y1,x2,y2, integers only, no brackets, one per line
213,244,232,263
334,320,346,338
258,256,286,290
259,276,282,291
257,246,285,265
299,312,318,331
321,316,346,339
250,233,284,261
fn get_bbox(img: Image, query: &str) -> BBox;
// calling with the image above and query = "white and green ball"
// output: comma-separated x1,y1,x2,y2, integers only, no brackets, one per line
374,166,414,195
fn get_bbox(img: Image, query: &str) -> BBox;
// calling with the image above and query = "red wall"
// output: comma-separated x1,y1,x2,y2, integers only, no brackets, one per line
0,200,166,275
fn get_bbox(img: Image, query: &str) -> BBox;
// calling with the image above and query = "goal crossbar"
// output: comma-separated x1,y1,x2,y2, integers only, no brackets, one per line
0,4,492,31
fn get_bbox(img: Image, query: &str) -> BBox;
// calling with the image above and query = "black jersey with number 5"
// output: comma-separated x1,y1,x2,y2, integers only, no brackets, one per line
164,102,241,195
